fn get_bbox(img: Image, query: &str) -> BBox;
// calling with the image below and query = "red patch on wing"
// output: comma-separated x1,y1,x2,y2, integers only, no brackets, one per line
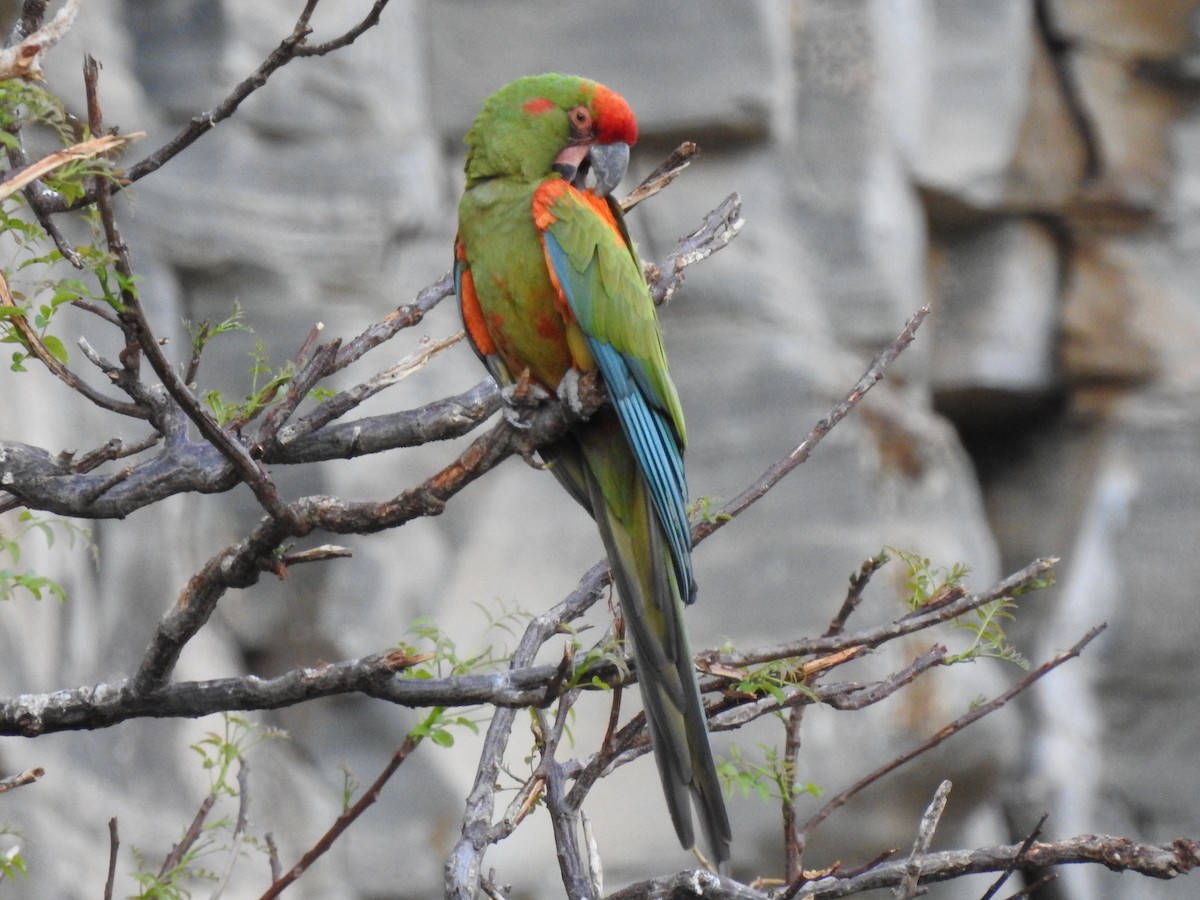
591,83,638,146
534,311,561,339
522,97,556,115
455,241,497,356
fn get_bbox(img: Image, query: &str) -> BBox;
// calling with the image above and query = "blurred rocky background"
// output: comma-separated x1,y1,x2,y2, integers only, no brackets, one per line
1,0,1198,897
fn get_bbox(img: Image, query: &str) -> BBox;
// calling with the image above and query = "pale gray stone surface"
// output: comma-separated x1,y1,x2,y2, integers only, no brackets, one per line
1,1,1198,898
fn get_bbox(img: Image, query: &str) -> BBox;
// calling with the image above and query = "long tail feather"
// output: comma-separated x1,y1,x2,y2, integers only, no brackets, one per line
570,421,732,865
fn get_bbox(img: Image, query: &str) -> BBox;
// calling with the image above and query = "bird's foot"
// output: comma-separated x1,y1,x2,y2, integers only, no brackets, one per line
500,371,552,430
556,367,607,422
555,367,588,421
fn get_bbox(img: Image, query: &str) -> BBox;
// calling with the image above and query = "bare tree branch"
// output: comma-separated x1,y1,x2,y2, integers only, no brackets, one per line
0,0,80,80
445,561,611,899
37,0,397,214
0,765,43,793
604,835,1200,899
789,835,1200,898
0,271,148,418
895,780,953,899
103,817,118,900
700,556,1058,669
791,624,1106,865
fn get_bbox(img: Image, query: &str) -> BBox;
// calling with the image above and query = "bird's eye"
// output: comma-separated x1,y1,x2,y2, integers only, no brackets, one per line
569,106,593,133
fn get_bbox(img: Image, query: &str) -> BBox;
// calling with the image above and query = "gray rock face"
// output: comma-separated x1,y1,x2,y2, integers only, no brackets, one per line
1,1,1198,898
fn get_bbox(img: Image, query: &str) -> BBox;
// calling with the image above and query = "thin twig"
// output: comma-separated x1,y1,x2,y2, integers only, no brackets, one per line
0,271,148,418
895,780,953,898
267,330,465,452
259,734,419,900
978,813,1048,900
704,557,1058,669
824,553,890,638
0,766,43,793
783,704,806,882
103,817,119,900
39,1,395,213
621,141,700,211
210,758,252,899
159,793,216,879
295,0,391,56
264,833,281,884
695,306,930,545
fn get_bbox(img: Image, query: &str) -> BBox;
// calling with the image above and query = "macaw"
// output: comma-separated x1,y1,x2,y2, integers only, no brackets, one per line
454,73,731,865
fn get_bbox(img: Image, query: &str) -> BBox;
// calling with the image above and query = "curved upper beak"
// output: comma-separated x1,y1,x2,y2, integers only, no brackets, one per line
587,141,630,198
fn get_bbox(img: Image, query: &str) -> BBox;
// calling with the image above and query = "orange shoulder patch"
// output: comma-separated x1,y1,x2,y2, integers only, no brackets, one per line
533,179,623,242
532,179,569,231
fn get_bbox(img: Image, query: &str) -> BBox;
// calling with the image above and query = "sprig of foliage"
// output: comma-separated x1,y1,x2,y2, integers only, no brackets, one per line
561,624,629,693
393,617,512,748
131,715,285,898
0,828,29,883
187,303,248,358
0,79,73,144
407,705,479,749
888,547,971,610
0,511,90,603
130,849,219,900
401,615,509,680
731,656,820,710
947,596,1030,668
339,763,362,813
688,494,731,525
0,81,134,371
189,713,286,796
203,338,293,426
718,743,822,804
887,547,1029,669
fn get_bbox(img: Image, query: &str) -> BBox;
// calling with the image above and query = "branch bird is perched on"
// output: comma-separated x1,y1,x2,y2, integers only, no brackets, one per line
454,74,732,866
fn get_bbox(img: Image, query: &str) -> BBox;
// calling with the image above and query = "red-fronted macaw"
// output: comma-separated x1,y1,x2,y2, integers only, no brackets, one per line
454,73,731,865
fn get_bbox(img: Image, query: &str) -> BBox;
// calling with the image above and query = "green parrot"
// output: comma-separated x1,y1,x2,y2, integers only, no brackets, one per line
454,73,731,865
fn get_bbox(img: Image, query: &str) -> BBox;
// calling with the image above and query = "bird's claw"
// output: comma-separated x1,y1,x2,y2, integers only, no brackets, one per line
556,367,589,421
501,372,552,430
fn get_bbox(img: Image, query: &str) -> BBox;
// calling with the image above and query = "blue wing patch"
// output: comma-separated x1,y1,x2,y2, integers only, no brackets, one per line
544,231,696,602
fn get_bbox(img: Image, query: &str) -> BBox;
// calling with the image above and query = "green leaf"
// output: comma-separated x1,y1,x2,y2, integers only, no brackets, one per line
40,334,67,365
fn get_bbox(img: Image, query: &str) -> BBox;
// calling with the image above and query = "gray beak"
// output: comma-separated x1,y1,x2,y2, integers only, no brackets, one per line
587,142,630,197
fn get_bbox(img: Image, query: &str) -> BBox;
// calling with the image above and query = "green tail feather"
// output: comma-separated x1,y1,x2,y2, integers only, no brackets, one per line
550,418,731,865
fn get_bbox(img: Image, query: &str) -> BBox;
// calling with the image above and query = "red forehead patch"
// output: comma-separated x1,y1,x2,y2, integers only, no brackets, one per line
591,83,638,146
522,97,556,115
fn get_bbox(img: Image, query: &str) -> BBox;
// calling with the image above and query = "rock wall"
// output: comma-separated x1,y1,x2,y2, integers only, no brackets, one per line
0,1,1198,898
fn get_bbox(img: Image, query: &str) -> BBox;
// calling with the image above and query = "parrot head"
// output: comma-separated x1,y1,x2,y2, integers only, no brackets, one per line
464,74,638,197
